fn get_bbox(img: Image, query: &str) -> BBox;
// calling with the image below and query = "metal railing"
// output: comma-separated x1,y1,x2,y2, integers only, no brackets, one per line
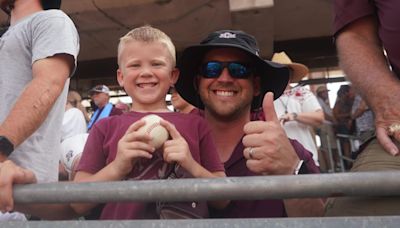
4,217,400,228
13,171,400,203
8,171,400,227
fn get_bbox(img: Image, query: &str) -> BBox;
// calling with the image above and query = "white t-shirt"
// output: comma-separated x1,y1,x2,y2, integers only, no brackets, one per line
274,87,322,166
61,108,87,142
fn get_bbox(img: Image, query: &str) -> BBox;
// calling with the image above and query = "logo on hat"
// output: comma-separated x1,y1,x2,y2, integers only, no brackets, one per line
219,32,236,39
66,150,73,162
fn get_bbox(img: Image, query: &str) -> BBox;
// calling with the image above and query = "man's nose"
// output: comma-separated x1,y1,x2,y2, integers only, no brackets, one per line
216,67,234,82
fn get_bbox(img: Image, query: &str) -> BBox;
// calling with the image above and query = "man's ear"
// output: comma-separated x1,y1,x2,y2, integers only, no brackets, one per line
253,76,261,96
117,69,124,87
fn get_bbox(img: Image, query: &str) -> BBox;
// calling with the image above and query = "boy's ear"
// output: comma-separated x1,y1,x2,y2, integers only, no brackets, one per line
117,69,124,87
170,67,180,84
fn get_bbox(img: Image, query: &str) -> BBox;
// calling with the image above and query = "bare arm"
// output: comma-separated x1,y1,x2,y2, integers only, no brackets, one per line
324,112,337,123
0,54,74,161
336,16,400,155
281,110,324,128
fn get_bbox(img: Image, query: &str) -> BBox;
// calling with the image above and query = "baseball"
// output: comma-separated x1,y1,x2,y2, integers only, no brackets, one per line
138,114,169,149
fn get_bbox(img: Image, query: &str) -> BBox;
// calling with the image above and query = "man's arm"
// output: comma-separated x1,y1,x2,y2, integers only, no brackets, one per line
0,54,73,161
324,112,336,123
280,110,324,128
336,15,400,155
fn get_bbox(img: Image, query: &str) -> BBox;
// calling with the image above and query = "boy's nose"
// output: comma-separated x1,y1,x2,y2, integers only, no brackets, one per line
139,67,153,77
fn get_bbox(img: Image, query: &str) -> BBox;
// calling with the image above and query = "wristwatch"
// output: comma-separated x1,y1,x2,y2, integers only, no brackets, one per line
294,160,309,175
292,112,298,120
0,136,14,157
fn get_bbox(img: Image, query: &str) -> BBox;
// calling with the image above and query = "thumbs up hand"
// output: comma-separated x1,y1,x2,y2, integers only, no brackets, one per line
242,92,300,175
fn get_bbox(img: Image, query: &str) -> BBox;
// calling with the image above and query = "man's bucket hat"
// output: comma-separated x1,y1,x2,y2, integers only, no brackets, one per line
175,30,290,110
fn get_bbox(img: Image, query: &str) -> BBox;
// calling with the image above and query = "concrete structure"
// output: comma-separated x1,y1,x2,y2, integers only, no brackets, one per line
0,0,336,94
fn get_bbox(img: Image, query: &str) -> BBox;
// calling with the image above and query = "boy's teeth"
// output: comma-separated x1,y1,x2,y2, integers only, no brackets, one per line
138,83,156,88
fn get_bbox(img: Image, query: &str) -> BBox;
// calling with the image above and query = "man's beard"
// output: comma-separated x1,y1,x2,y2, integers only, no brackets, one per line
204,99,252,123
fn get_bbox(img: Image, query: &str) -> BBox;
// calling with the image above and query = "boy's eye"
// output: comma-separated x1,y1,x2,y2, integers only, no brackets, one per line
129,63,140,68
152,61,164,67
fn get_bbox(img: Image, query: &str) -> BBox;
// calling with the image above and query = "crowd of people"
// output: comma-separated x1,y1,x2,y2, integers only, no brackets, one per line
0,0,399,221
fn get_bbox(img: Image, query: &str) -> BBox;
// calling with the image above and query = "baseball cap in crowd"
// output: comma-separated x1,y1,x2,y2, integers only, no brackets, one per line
271,51,309,83
89,84,110,95
316,86,330,94
175,29,290,110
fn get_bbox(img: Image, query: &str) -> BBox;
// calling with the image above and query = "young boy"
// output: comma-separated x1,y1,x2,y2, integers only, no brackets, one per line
72,25,226,219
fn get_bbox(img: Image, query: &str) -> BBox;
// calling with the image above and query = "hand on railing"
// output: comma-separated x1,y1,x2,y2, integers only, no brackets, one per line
0,160,36,212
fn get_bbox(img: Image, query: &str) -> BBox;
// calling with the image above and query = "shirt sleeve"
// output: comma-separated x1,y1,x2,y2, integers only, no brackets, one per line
333,0,375,37
301,88,322,113
290,139,320,174
31,11,80,76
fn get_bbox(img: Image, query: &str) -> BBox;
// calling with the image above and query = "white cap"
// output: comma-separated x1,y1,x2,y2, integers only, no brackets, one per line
89,84,110,95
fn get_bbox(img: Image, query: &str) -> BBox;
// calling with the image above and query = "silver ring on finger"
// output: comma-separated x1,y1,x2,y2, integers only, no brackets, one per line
388,123,400,136
249,147,254,159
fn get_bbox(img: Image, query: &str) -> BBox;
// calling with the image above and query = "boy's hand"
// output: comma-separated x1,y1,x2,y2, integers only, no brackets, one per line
113,120,155,176
0,160,37,212
159,119,195,171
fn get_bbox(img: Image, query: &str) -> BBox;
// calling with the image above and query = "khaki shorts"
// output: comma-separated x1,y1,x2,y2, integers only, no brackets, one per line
325,138,400,216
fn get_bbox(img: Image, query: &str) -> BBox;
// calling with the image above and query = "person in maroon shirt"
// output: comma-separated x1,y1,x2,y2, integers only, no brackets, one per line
175,30,324,218
325,0,400,216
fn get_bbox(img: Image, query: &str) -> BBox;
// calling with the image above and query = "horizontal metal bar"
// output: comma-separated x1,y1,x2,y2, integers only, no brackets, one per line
13,171,400,204
4,216,400,228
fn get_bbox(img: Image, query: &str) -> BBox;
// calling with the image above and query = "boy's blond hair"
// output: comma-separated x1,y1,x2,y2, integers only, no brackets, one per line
118,25,176,66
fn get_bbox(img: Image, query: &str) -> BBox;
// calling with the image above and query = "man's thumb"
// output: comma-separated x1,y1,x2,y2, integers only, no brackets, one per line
263,92,279,122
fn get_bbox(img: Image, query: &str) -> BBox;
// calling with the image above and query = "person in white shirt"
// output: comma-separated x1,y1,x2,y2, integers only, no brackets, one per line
272,52,324,167
61,90,88,142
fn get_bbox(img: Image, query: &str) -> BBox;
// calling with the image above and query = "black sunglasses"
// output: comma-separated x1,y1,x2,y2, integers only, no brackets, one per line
199,61,253,79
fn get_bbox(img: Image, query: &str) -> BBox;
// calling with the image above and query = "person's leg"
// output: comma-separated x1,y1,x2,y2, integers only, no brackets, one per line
325,139,400,216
